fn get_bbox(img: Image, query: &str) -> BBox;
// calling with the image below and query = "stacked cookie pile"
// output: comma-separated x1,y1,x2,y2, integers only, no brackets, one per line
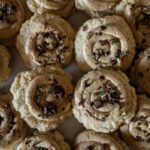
0,0,149,149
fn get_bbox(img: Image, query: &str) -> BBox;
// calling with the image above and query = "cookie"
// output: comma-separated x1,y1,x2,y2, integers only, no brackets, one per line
0,93,27,150
0,45,11,84
74,130,129,150
130,48,150,94
0,0,31,45
27,0,75,18
16,13,75,68
17,131,70,150
73,69,137,133
122,0,150,48
120,95,150,150
75,15,135,72
75,0,123,17
10,66,73,131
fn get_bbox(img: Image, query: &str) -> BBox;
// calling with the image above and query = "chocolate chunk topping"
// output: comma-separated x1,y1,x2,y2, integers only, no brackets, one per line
0,116,4,125
100,75,105,80
110,38,120,45
2,104,15,135
0,2,16,24
40,102,57,118
34,86,43,103
84,79,90,88
115,49,122,58
0,2,16,15
25,139,31,145
48,85,65,99
91,82,120,109
103,83,120,104
83,25,88,31
110,59,118,66
86,145,94,150
101,25,107,30
36,45,46,56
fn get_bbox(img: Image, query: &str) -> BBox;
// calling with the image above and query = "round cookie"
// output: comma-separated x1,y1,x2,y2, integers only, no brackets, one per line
122,0,150,48
0,0,31,45
73,69,137,133
75,15,135,72
0,93,27,150
27,0,75,18
0,45,11,84
17,131,70,150
130,48,150,94
120,95,150,150
10,66,74,131
16,13,75,68
74,130,129,150
75,0,124,17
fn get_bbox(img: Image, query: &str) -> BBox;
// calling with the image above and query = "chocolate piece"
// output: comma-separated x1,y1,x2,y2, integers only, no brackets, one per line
83,25,88,31
34,86,43,103
104,83,120,104
101,25,107,30
40,102,57,118
110,59,118,66
48,85,65,99
86,145,94,150
36,45,46,56
0,116,3,125
100,75,105,80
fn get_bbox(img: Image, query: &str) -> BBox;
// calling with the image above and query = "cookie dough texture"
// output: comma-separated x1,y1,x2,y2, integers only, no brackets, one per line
27,0,75,17
122,0,150,48
75,0,124,17
120,95,150,150
73,69,137,133
10,66,73,131
0,93,27,150
0,45,11,84
74,130,129,150
0,0,31,45
131,48,150,94
17,131,70,150
16,13,75,68
75,15,135,72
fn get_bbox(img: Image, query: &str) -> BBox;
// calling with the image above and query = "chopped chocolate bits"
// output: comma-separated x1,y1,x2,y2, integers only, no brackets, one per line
91,82,121,109
83,25,88,31
115,49,122,58
34,86,43,103
0,2,16,15
40,102,57,118
0,115,4,125
110,38,120,46
0,2,16,23
110,59,118,66
103,82,121,104
48,85,65,99
101,25,107,30
100,75,105,80
86,145,94,150
36,44,46,56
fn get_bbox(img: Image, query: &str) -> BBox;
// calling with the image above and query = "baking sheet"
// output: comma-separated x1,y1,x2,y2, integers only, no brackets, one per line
0,11,90,144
